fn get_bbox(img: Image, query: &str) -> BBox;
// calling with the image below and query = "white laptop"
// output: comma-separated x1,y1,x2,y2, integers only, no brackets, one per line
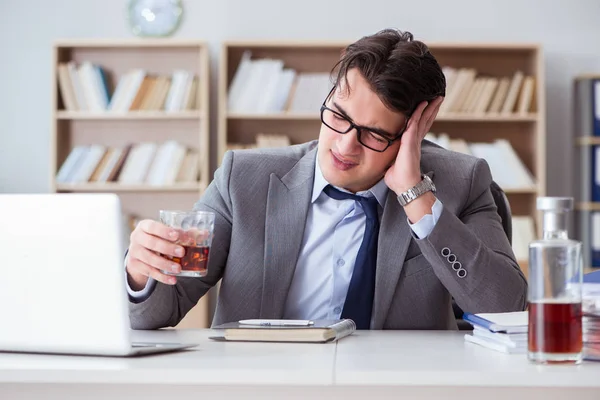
0,193,198,356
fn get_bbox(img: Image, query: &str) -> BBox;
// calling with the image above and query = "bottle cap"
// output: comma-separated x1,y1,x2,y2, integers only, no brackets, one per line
536,197,573,212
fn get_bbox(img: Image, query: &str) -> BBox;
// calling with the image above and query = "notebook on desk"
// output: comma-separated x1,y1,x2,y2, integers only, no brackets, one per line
462,311,528,333
210,319,356,343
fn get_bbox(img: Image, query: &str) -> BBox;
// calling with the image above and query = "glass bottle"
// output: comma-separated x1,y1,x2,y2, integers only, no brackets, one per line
528,197,583,364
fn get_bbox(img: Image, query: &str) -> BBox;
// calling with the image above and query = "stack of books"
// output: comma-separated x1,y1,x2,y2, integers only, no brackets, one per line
583,271,600,360
463,311,528,354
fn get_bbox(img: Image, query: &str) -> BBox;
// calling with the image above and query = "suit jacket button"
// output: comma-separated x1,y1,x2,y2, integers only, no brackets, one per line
441,247,451,257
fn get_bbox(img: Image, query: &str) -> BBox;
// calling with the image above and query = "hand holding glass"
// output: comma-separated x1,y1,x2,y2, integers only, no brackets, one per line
159,210,215,277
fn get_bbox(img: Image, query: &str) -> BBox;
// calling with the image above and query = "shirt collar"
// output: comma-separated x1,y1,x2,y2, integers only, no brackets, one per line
311,156,389,208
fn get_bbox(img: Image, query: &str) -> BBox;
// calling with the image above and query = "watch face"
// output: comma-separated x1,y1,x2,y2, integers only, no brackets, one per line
128,0,183,37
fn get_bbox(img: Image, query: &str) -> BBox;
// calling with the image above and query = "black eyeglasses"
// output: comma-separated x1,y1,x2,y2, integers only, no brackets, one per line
320,87,408,152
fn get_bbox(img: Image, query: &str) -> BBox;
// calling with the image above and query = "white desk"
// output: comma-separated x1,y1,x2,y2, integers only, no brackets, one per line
0,329,599,399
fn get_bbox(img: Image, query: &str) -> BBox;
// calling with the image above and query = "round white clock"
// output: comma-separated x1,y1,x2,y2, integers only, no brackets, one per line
128,0,184,37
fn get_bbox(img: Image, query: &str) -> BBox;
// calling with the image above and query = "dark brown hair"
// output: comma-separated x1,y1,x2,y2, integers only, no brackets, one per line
331,29,446,117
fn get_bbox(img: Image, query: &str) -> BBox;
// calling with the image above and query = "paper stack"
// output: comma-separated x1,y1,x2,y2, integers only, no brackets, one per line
463,311,528,354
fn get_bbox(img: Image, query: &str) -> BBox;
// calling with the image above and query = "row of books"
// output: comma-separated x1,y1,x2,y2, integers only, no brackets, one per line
57,61,199,112
226,53,535,116
424,132,536,191
439,68,534,115
56,140,199,186
227,51,332,114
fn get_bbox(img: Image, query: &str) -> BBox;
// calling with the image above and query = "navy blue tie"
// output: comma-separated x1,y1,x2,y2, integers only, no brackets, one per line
323,185,379,330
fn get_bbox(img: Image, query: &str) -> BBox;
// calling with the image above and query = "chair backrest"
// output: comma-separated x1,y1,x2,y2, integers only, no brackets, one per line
490,180,512,244
453,181,513,329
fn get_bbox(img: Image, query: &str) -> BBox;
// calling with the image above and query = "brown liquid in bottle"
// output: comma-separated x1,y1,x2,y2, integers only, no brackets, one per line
528,302,582,355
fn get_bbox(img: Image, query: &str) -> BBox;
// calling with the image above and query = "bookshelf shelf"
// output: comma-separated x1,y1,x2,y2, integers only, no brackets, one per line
56,183,204,192
57,111,203,120
51,39,211,329
219,40,546,278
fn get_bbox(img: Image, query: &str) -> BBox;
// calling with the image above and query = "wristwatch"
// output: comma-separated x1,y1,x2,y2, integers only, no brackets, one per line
396,175,436,206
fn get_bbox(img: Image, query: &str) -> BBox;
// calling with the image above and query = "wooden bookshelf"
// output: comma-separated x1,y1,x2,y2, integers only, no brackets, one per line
218,40,546,276
51,39,211,329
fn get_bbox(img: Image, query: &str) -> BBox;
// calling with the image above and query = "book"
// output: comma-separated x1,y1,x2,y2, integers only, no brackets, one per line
464,333,526,354
462,311,528,333
209,319,355,343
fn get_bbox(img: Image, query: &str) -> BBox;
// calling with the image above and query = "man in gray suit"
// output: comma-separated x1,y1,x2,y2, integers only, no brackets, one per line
126,29,527,330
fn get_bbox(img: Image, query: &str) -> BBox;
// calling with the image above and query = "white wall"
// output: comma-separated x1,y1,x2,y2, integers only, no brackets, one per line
1,0,599,196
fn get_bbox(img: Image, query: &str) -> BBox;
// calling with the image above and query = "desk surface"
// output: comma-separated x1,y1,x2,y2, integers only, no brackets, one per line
1,329,599,386
1,329,600,399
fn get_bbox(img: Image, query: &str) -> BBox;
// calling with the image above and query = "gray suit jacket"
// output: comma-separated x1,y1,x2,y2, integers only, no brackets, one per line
129,140,528,330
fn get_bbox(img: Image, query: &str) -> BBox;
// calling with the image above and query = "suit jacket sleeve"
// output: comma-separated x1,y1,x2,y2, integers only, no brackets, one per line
414,158,528,313
128,151,235,330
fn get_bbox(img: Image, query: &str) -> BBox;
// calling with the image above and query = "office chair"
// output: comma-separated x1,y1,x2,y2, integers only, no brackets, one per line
454,180,513,330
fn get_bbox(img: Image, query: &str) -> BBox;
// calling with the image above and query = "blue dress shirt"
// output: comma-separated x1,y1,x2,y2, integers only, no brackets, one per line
282,160,443,320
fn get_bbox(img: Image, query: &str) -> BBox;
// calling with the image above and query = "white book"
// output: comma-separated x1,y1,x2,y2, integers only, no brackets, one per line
255,59,285,113
56,146,88,183
464,334,526,354
108,73,132,111
66,61,88,111
472,326,527,347
271,69,296,112
93,65,110,110
57,63,78,111
237,59,274,113
165,70,191,112
145,140,186,185
463,311,528,333
70,145,106,183
115,69,146,112
227,51,253,112
78,62,103,112
288,72,331,113
118,142,157,184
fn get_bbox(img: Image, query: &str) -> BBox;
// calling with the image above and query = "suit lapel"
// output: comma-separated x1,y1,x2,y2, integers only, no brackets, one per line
371,190,412,329
260,148,316,318
371,170,435,329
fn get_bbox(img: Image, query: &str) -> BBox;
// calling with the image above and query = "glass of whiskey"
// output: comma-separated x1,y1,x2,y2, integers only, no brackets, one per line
159,210,215,278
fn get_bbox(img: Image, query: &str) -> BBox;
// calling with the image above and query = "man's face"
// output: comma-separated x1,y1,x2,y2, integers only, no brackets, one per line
317,68,408,193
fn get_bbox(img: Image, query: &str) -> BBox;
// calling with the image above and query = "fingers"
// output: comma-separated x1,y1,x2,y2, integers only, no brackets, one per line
138,219,179,242
132,226,184,258
408,101,429,128
131,244,181,275
424,97,444,132
127,257,177,285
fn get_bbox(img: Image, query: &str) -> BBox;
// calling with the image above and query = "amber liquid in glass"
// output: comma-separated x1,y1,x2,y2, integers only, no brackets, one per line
528,302,582,362
168,245,209,276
